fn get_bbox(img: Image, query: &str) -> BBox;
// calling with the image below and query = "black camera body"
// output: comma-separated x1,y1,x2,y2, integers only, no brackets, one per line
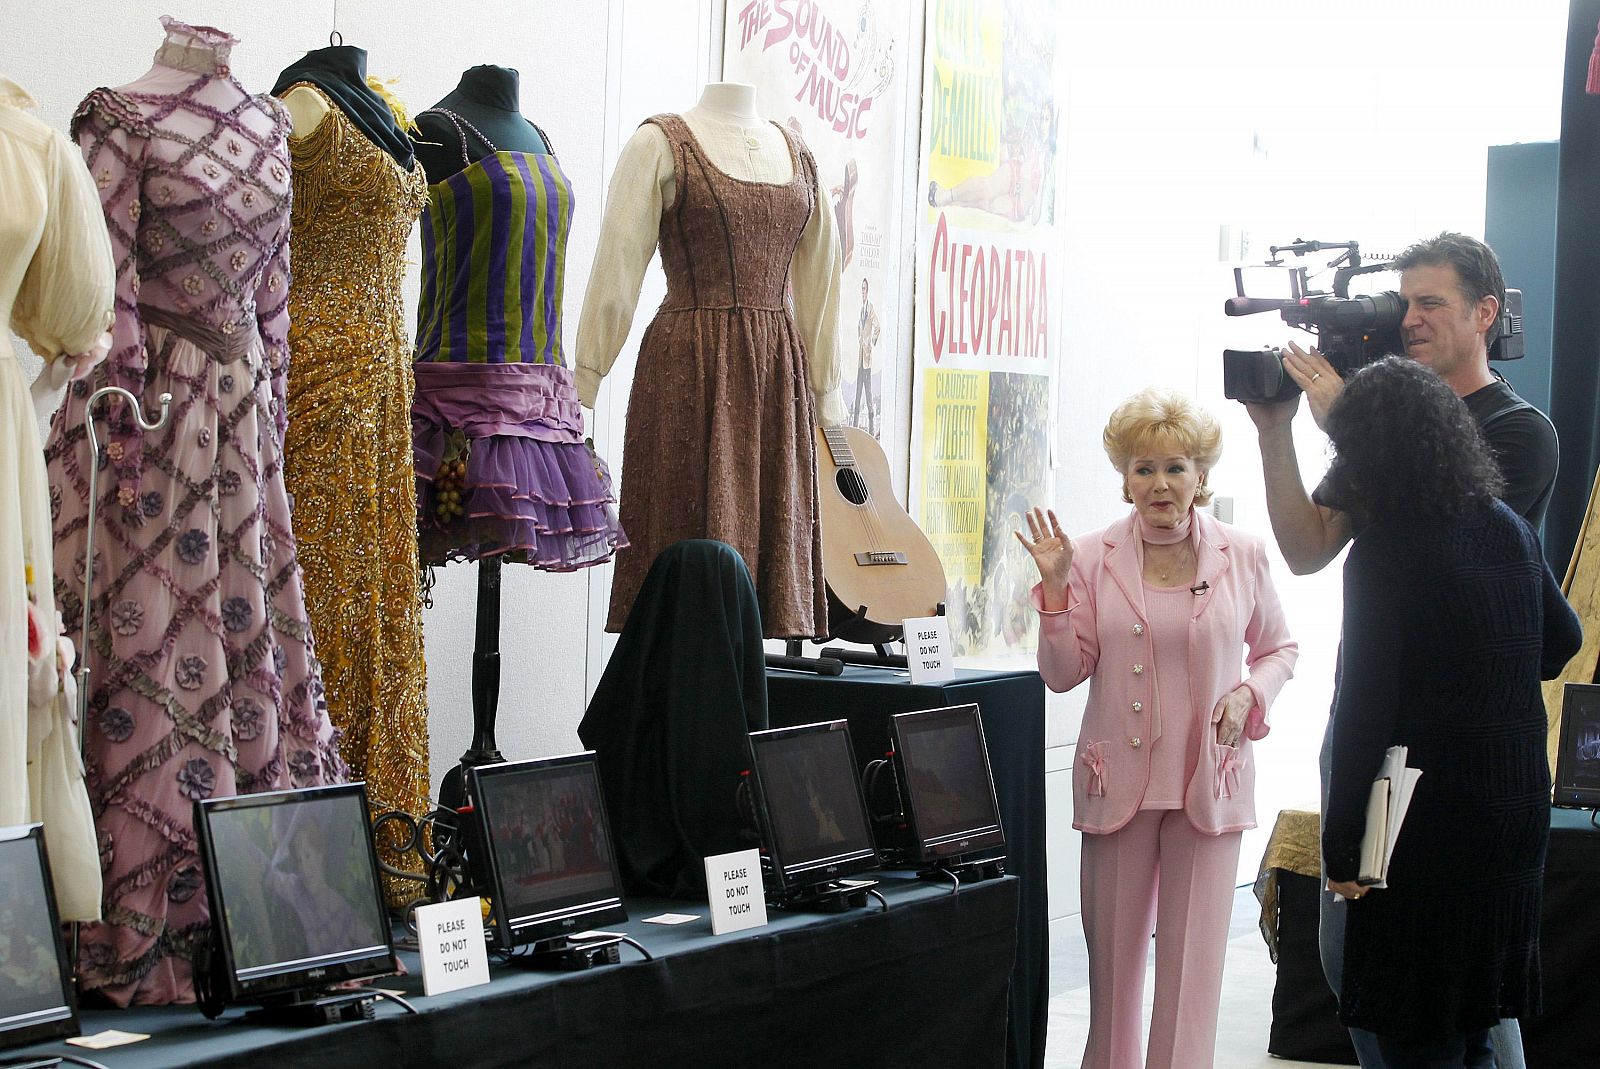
1221,239,1524,404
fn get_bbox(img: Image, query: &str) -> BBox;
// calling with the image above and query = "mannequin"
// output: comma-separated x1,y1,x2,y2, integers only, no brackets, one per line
576,83,844,404
271,45,414,167
414,65,544,786
575,81,839,412
410,64,624,805
48,15,344,1003
1,72,109,928
413,65,547,181
274,38,431,905
676,81,790,184
575,81,843,638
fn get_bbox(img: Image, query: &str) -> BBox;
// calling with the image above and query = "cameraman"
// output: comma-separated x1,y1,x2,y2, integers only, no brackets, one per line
1250,232,1556,570
1246,232,1557,1069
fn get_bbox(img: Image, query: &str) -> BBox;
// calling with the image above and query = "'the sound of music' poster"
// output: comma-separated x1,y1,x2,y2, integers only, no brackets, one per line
723,0,913,447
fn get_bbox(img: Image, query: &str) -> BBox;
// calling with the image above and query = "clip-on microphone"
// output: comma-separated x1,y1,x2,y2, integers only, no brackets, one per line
1190,581,1210,596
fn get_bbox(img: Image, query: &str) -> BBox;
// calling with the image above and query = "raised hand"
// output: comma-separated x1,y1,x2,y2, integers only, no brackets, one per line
1014,506,1073,611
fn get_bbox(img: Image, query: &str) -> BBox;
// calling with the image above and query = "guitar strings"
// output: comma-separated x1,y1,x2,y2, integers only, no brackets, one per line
835,425,891,555
828,426,882,554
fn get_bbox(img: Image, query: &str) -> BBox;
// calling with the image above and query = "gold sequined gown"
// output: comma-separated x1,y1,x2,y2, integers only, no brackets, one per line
279,85,430,889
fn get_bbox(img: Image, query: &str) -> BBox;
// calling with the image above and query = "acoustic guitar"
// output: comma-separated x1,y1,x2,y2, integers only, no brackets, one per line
816,425,947,645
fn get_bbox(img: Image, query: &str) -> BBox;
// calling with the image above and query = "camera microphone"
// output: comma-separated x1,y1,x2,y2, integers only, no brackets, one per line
1190,581,1210,596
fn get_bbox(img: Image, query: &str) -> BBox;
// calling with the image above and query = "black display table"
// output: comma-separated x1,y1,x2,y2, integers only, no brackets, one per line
1264,808,1600,1068
1257,809,1356,1064
9,874,1016,1069
1521,808,1600,1069
1268,869,1356,1064
766,665,1047,1069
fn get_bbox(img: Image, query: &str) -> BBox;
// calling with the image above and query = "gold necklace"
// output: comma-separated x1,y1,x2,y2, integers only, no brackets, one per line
1147,543,1191,582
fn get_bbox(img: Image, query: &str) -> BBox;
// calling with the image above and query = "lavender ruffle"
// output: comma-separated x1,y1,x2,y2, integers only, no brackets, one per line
412,362,627,568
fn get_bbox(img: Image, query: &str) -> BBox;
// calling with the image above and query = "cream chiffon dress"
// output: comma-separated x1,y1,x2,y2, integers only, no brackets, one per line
0,75,110,921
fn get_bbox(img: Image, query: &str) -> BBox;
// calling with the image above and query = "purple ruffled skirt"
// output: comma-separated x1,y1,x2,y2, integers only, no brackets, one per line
412,361,626,568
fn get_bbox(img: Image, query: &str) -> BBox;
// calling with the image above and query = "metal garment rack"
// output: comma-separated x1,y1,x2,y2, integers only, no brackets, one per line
74,386,172,754
72,386,172,972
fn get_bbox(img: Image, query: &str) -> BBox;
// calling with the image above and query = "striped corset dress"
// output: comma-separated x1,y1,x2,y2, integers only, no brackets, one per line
412,116,625,568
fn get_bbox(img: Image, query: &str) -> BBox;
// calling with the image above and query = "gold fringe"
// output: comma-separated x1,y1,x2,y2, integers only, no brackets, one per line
282,83,344,222
282,83,414,225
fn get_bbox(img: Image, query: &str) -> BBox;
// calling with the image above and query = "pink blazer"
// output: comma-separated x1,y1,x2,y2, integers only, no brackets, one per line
1035,508,1297,835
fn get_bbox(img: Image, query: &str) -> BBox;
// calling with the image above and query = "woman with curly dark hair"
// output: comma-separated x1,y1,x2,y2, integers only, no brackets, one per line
1320,356,1580,1068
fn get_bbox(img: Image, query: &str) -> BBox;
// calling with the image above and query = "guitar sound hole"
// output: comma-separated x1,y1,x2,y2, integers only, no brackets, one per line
836,468,870,506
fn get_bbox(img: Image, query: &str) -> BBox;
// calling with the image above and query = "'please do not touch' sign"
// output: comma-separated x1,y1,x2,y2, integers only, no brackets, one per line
905,615,955,684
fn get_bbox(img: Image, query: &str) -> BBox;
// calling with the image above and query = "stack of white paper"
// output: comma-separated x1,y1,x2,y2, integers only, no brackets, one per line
1358,745,1422,888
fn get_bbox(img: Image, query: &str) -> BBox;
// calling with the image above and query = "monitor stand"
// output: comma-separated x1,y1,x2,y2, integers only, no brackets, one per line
2,1056,115,1069
771,877,878,913
244,989,377,1027
918,856,1005,885
514,934,623,971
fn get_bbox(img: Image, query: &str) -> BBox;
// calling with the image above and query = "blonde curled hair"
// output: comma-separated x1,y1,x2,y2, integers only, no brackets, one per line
1102,388,1222,506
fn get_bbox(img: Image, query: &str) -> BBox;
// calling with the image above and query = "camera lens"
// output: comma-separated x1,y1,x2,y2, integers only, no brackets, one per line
1223,348,1297,404
1315,291,1406,331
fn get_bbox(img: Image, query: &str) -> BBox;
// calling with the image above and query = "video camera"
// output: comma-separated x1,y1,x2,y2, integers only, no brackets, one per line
1221,239,1524,404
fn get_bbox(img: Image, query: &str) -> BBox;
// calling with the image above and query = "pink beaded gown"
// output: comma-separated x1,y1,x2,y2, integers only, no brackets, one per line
42,18,343,1006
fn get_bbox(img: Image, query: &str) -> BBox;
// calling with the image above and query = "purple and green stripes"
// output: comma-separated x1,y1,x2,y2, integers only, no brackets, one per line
415,150,573,365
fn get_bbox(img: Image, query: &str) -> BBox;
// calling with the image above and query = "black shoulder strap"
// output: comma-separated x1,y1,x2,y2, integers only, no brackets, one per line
1475,379,1534,431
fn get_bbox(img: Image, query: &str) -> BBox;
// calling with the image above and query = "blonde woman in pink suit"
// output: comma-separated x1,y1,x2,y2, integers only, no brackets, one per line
1017,389,1297,1069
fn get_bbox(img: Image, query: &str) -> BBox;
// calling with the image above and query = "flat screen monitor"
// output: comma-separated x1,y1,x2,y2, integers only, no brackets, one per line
747,720,879,894
0,825,77,1052
1554,682,1600,808
887,704,1006,865
468,752,627,951
194,783,396,1004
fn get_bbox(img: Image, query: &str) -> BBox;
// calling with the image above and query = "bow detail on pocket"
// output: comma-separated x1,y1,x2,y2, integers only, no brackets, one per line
1080,741,1109,797
1214,743,1244,799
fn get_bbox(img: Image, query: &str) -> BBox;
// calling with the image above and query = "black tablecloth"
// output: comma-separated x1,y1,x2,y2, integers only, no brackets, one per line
1269,870,1357,1064
1521,808,1600,1069
766,665,1047,1069
9,874,1016,1069
1268,808,1600,1067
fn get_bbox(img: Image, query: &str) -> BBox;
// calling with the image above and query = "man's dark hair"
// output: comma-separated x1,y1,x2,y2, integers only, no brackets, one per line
1324,356,1505,525
1394,231,1506,341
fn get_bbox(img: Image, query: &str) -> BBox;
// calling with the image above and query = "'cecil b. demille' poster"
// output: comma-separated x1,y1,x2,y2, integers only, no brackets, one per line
909,0,1060,659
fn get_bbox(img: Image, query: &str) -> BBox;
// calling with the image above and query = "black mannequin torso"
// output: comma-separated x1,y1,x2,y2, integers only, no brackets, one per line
272,44,415,168
414,65,550,184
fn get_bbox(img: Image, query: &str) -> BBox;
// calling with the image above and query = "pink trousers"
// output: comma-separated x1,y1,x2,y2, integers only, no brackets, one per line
1079,808,1242,1069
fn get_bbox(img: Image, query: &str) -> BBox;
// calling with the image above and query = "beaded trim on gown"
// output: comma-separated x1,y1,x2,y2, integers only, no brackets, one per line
44,19,344,1006
412,109,625,567
277,81,431,897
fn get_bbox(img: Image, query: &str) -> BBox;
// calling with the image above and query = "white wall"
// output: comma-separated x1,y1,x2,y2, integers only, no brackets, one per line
1042,0,1569,925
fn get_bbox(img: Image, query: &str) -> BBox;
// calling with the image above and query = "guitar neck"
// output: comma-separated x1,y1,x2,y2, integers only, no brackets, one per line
821,426,857,468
